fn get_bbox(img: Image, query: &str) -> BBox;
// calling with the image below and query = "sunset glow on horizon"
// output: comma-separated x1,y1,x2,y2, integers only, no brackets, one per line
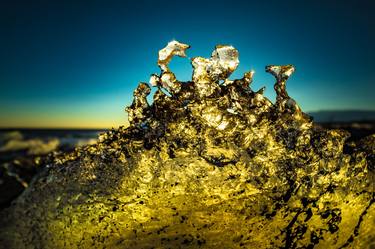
1,0,374,128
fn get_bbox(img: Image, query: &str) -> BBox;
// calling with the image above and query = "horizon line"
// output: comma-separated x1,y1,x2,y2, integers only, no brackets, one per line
0,126,123,130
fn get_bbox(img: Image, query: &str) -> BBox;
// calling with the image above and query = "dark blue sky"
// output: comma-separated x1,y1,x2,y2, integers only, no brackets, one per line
0,0,374,128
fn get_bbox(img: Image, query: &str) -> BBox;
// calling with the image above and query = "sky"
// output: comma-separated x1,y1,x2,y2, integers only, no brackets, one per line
0,0,374,128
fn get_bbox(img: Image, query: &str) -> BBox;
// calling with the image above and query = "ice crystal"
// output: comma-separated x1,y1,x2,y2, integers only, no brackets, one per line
0,41,374,249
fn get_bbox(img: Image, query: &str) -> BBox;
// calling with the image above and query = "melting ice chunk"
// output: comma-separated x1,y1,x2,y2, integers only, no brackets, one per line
265,65,295,81
211,45,239,75
158,40,190,72
192,45,239,84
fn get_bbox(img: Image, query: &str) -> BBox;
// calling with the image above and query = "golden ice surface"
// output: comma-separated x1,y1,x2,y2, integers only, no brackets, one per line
0,41,374,249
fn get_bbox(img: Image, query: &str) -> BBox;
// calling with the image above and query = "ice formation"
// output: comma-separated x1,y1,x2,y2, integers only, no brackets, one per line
0,41,374,249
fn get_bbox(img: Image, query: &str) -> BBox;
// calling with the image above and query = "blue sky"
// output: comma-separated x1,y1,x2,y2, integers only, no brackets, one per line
0,0,374,128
